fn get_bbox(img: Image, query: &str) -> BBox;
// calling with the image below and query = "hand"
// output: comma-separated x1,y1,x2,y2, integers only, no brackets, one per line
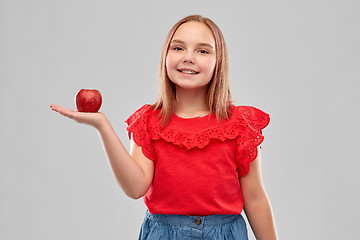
50,104,108,130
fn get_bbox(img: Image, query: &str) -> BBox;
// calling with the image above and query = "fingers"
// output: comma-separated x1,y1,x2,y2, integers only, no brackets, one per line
50,104,106,129
50,104,77,119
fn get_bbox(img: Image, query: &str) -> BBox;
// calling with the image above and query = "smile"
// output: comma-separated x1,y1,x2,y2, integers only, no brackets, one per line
177,69,199,75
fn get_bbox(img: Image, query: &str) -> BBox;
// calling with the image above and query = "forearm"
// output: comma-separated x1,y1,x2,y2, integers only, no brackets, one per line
49,104,150,198
244,195,278,240
96,119,149,199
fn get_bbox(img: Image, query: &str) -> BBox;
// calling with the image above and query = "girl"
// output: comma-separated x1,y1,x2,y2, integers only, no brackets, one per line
50,15,277,240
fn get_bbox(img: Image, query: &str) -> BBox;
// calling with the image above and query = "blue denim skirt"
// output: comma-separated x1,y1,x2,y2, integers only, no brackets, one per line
138,211,248,240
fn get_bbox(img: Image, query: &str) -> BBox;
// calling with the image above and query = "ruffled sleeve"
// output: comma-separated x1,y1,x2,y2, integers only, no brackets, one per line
125,104,155,161
235,106,270,177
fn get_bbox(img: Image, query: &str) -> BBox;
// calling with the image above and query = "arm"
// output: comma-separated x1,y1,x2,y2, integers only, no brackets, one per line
97,119,154,199
50,105,154,199
240,146,278,240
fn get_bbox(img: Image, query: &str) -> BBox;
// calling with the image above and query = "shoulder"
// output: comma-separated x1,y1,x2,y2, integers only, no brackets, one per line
125,104,160,126
231,105,269,118
231,105,270,176
125,104,157,161
230,105,270,131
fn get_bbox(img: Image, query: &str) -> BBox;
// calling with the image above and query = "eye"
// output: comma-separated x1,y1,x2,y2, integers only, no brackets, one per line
199,49,209,54
172,46,183,51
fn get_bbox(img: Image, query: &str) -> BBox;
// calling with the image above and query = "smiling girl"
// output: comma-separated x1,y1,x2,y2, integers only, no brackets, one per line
50,15,277,240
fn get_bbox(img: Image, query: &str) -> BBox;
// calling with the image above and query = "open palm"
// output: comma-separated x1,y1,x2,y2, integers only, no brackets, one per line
50,104,107,129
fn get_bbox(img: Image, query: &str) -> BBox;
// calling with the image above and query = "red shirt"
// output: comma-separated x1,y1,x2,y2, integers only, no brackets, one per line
126,104,270,216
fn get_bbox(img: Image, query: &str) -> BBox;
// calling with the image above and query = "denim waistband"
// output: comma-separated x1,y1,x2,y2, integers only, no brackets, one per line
144,210,243,229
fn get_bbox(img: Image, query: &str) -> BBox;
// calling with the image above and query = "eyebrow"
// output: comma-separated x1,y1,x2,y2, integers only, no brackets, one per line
170,39,214,49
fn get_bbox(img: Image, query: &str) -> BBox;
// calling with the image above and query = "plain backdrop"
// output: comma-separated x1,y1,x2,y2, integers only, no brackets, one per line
1,0,359,239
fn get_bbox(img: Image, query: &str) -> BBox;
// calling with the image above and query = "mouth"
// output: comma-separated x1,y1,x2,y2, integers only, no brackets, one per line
177,69,199,75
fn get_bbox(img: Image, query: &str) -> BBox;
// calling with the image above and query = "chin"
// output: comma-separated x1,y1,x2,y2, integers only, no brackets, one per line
175,83,210,91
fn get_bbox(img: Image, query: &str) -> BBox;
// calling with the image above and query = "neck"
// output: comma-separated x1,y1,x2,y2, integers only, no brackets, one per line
173,86,210,118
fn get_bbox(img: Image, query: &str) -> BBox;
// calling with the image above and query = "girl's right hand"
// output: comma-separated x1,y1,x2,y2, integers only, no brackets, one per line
50,104,108,130
50,104,154,199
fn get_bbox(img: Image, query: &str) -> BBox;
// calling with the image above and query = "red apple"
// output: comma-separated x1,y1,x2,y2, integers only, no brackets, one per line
75,89,102,112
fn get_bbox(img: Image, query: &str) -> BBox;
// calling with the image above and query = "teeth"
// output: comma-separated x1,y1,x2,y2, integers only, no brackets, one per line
180,70,197,74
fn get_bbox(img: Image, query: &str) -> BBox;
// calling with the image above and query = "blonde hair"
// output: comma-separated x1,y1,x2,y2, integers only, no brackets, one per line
152,15,232,125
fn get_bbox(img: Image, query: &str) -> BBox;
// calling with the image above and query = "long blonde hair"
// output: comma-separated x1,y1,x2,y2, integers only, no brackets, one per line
152,15,232,125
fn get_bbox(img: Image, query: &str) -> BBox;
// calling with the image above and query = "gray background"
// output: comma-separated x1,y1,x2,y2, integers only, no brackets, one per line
1,0,359,239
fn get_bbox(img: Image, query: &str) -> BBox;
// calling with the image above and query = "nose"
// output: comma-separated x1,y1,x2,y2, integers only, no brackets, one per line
183,52,194,64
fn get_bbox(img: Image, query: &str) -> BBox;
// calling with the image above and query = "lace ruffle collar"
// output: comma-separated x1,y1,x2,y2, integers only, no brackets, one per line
126,104,269,150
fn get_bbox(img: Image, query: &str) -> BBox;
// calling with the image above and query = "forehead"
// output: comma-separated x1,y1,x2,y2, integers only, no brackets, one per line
172,21,215,46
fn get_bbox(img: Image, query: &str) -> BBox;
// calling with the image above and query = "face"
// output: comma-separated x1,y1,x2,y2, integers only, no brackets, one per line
166,21,216,91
